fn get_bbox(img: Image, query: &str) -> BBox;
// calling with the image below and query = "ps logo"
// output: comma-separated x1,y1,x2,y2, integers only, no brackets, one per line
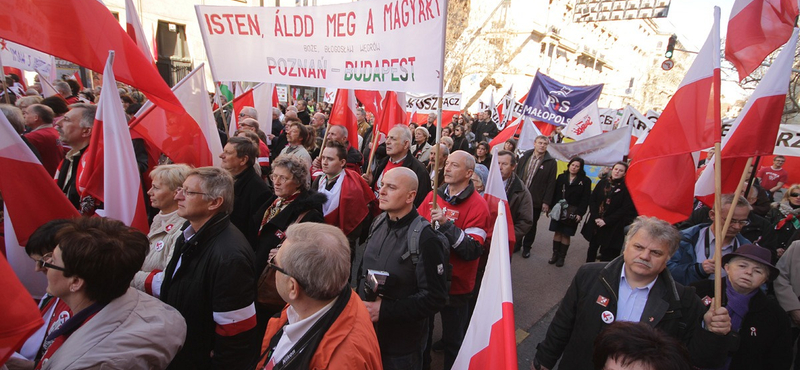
545,95,571,113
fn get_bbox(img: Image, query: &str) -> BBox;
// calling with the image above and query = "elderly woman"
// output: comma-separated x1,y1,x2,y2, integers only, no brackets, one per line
692,244,792,370
548,157,591,267
253,155,326,332
279,121,313,168
411,126,433,163
582,162,638,262
132,164,191,296
35,217,186,369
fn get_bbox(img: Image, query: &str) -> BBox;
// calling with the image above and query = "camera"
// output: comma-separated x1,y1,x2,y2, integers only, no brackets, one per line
363,269,389,302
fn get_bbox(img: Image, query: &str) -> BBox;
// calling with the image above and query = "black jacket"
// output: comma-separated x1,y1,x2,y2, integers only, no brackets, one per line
161,213,257,370
451,135,471,154
231,167,272,247
371,153,432,208
55,146,87,211
692,279,792,370
535,257,734,369
357,209,448,356
581,178,638,244
550,172,591,218
516,150,557,209
473,119,498,144
252,191,326,274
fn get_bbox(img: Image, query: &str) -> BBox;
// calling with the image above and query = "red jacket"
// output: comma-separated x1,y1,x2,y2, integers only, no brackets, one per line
257,290,383,370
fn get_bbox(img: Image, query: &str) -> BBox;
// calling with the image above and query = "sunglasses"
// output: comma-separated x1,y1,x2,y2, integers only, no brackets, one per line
790,193,800,198
37,253,66,272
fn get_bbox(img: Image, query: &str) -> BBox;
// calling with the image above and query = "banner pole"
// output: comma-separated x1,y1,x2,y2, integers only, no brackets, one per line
320,123,331,155
0,53,11,105
431,0,449,210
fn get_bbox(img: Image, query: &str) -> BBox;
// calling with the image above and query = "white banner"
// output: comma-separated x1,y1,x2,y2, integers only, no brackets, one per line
599,108,621,132
0,38,54,76
547,125,632,166
196,2,445,93
757,123,800,157
406,92,462,114
617,104,658,139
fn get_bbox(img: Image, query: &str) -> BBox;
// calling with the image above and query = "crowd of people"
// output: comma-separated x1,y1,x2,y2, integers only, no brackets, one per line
3,76,800,370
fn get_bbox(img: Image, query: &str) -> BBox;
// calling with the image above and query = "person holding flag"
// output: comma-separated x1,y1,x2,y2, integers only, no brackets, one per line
533,216,734,370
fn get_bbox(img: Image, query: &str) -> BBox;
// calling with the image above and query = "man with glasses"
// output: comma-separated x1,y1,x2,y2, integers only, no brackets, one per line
160,167,258,370
668,194,752,286
256,223,382,369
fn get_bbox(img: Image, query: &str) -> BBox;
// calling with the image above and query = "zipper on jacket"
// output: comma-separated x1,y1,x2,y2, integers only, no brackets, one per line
600,276,618,302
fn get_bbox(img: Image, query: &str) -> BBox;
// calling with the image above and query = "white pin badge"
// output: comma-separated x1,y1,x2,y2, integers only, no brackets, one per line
601,310,615,324
155,241,165,252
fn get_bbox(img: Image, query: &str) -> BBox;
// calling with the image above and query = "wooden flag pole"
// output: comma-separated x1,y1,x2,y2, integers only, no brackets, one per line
431,0,450,210
365,123,381,175
713,143,723,309
715,157,754,308
319,123,332,155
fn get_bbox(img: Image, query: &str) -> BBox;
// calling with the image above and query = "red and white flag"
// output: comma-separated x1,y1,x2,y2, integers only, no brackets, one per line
563,101,602,141
232,82,275,135
376,91,407,136
0,253,44,366
0,0,182,112
696,28,798,205
78,52,149,233
726,0,799,81
130,64,222,167
0,109,79,247
125,0,155,65
354,90,383,121
452,201,517,370
627,7,721,224
483,152,516,251
320,169,376,236
329,89,360,149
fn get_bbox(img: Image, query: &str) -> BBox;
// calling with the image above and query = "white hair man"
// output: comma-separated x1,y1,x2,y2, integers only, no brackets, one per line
363,125,432,207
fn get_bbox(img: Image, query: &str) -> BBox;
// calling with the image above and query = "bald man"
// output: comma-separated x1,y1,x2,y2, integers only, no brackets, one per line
418,150,490,370
358,167,447,370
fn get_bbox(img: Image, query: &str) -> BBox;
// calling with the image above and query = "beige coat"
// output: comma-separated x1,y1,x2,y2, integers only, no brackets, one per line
40,288,186,370
131,210,185,292
774,240,800,326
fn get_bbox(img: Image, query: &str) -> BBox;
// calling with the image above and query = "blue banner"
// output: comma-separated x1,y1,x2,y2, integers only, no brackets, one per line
521,71,603,126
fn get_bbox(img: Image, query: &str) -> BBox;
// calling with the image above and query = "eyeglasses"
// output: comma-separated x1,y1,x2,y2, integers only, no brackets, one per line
268,260,304,288
176,187,209,197
37,253,66,272
729,219,751,226
790,193,800,198
269,174,293,183
239,113,247,117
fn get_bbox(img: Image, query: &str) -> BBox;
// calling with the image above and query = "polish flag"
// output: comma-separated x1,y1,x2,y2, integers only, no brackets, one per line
563,101,602,141
321,169,376,236
696,28,798,205
0,0,182,112
627,8,721,224
0,106,79,247
36,71,59,98
0,253,44,366
489,118,521,150
232,83,275,135
130,64,221,167
125,0,155,65
354,90,383,121
726,0,798,81
452,201,517,370
78,52,149,233
329,89,360,149
376,91,407,135
483,152,516,252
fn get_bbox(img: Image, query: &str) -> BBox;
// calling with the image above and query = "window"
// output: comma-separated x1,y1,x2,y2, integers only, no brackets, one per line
156,21,193,86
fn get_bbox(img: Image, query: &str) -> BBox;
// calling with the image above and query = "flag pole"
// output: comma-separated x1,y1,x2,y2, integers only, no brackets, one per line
719,157,754,247
365,123,381,175
743,156,761,198
431,0,449,210
0,54,11,104
711,6,723,309
320,123,331,154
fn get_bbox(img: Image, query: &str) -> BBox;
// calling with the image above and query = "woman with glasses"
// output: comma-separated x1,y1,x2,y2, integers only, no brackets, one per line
765,184,800,259
34,217,186,370
253,155,326,336
5,220,73,370
131,164,191,296
582,162,638,262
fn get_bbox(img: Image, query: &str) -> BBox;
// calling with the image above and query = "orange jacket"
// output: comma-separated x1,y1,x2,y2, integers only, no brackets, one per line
256,290,383,370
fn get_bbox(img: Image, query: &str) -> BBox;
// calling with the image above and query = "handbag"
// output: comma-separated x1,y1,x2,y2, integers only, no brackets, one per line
256,209,311,311
550,199,566,220
555,183,579,227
